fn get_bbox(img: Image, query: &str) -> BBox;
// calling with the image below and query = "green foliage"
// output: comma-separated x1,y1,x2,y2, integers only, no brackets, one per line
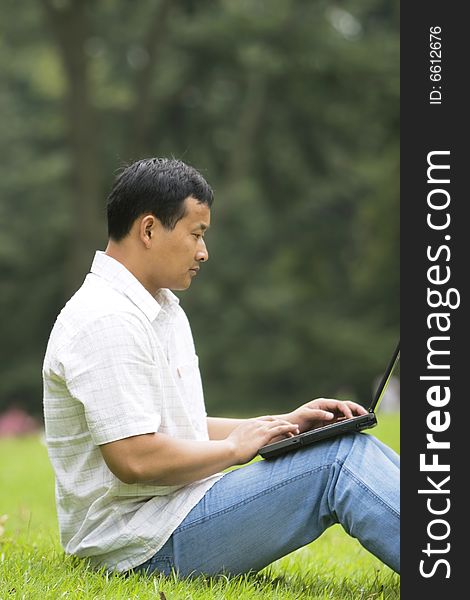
0,0,399,416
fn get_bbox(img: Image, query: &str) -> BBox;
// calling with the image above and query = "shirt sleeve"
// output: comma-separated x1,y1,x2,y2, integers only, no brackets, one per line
63,312,162,445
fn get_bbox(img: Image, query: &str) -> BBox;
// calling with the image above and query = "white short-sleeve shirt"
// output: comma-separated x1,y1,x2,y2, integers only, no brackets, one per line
42,251,222,572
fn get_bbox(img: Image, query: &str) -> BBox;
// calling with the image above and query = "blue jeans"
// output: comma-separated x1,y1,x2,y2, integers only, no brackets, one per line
134,432,400,577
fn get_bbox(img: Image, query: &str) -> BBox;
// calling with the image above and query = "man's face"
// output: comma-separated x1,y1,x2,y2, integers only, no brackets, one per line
145,196,210,293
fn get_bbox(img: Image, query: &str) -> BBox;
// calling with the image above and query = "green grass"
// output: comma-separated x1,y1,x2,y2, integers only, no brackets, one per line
0,415,400,599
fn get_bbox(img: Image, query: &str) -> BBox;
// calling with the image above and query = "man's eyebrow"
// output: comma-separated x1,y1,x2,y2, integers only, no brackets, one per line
195,222,210,231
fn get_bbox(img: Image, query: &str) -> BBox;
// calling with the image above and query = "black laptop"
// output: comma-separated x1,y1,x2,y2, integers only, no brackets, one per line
258,341,400,459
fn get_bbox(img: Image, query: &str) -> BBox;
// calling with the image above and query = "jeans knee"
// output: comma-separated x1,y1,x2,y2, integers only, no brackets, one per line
333,432,382,474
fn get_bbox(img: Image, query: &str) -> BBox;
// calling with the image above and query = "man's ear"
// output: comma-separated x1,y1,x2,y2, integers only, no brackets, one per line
140,214,156,248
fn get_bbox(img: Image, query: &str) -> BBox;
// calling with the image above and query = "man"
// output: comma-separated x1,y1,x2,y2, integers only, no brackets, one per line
43,158,399,577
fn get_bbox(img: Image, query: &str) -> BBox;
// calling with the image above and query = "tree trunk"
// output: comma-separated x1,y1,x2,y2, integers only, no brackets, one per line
40,0,104,295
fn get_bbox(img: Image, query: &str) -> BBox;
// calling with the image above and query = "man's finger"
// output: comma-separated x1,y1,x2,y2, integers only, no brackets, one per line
317,399,354,419
315,410,335,421
344,400,368,415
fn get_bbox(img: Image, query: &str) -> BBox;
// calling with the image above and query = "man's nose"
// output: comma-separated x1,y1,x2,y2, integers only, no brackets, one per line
196,238,209,262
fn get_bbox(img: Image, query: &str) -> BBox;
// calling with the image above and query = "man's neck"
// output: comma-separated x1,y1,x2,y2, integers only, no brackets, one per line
105,241,156,297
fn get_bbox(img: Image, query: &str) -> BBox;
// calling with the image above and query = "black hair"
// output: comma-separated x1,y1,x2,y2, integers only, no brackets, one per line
106,158,214,241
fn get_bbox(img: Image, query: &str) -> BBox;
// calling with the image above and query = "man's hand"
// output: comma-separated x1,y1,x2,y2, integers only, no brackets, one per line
281,398,368,434
226,417,300,465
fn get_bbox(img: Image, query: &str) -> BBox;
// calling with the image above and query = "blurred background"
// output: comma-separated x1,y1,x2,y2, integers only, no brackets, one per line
0,0,399,431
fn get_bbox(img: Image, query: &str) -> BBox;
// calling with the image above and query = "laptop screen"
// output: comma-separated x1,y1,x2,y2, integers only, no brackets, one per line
368,341,400,413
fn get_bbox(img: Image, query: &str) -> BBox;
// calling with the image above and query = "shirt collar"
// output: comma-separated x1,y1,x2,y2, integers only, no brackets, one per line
90,251,180,323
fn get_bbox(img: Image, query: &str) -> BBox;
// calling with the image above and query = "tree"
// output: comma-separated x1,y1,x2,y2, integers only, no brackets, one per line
0,0,399,416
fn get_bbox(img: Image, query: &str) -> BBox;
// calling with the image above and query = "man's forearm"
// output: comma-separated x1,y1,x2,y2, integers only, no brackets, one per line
100,432,237,486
